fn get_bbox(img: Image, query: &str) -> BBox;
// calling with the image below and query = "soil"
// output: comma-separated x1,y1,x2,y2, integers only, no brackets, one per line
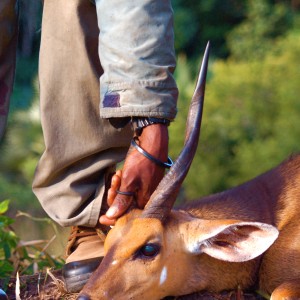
1,270,265,300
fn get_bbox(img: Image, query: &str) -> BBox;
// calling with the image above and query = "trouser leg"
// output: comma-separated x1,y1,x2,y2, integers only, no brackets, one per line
0,0,18,141
32,0,132,227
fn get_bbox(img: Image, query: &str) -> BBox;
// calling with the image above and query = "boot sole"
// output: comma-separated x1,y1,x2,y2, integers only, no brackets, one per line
62,257,103,293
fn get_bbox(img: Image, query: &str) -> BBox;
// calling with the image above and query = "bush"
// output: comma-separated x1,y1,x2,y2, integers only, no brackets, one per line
171,32,300,200
0,200,64,287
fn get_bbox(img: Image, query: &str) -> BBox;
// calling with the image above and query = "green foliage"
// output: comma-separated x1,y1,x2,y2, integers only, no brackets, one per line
0,200,18,260
172,0,298,59
227,0,293,60
171,32,300,200
0,200,19,279
1,102,43,183
172,0,247,58
0,78,44,212
0,200,64,282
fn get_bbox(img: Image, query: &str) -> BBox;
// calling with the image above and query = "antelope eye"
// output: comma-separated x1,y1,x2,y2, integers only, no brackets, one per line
139,243,160,258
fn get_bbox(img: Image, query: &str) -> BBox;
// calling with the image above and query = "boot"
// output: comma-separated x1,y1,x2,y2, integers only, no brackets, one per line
62,224,109,293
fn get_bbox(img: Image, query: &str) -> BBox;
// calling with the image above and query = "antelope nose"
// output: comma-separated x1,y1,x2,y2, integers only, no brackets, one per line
77,294,90,300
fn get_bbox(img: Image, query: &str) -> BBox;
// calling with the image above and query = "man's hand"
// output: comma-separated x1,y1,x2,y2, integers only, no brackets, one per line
100,123,169,225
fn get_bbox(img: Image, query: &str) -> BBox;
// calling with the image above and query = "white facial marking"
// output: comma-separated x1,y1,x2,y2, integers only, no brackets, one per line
159,266,168,286
112,260,118,266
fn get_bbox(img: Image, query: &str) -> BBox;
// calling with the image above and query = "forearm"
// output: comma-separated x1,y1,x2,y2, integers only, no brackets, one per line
95,0,178,120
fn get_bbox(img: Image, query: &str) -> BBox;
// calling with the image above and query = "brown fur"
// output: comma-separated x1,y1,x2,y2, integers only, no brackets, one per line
181,154,300,294
80,155,300,299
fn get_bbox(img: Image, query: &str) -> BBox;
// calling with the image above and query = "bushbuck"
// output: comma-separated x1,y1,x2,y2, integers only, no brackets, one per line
78,43,300,300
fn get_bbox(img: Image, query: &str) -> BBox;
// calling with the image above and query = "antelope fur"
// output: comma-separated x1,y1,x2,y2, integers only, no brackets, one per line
79,43,300,300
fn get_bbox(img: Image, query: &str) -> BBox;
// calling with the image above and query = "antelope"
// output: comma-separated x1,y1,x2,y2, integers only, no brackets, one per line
78,43,300,300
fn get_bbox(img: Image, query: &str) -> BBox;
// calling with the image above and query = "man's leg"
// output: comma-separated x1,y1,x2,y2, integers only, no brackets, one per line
33,0,132,292
0,0,18,141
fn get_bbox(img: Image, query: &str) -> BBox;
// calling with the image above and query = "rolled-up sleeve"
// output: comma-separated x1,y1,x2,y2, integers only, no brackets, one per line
95,0,178,120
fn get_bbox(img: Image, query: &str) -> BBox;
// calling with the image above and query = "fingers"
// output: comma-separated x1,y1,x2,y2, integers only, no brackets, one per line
100,169,134,226
107,170,122,206
99,214,116,226
107,192,134,218
100,193,134,225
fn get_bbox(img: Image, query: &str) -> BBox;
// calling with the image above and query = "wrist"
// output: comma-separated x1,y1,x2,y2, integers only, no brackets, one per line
131,117,170,137
138,124,169,162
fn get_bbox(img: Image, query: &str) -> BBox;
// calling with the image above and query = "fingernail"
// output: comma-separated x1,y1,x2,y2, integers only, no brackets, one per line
106,206,117,218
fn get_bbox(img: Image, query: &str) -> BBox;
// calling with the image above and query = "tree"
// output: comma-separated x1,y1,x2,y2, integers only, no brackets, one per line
171,32,300,200
172,0,247,58
227,0,293,60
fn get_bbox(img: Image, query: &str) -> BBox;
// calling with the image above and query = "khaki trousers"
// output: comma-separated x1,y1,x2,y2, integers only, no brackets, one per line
0,0,18,141
32,0,132,227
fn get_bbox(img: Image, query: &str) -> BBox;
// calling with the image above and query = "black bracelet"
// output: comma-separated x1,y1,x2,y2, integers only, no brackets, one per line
131,138,173,169
131,117,170,137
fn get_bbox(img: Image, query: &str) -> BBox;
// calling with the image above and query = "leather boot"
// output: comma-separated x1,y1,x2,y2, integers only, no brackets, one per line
62,224,109,293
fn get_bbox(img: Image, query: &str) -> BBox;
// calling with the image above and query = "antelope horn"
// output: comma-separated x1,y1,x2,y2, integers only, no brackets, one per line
141,42,210,221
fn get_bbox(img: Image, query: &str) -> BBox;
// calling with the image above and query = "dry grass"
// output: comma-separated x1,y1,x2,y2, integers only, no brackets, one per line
2,269,73,300
2,269,266,300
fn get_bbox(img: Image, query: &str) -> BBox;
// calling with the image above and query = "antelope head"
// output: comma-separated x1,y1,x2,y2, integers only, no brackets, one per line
78,43,278,300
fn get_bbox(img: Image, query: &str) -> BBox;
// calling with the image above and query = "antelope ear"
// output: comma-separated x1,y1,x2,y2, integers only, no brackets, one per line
182,218,279,262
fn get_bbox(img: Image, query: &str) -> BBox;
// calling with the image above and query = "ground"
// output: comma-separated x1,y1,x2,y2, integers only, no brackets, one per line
1,270,266,300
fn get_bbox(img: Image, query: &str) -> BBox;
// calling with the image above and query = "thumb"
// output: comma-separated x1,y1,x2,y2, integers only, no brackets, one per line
99,192,134,225
106,191,134,219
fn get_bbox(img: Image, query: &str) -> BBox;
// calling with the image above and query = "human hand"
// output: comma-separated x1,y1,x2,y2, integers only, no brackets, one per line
99,123,169,225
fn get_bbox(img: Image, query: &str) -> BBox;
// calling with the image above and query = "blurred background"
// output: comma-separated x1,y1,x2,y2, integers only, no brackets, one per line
0,0,300,266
